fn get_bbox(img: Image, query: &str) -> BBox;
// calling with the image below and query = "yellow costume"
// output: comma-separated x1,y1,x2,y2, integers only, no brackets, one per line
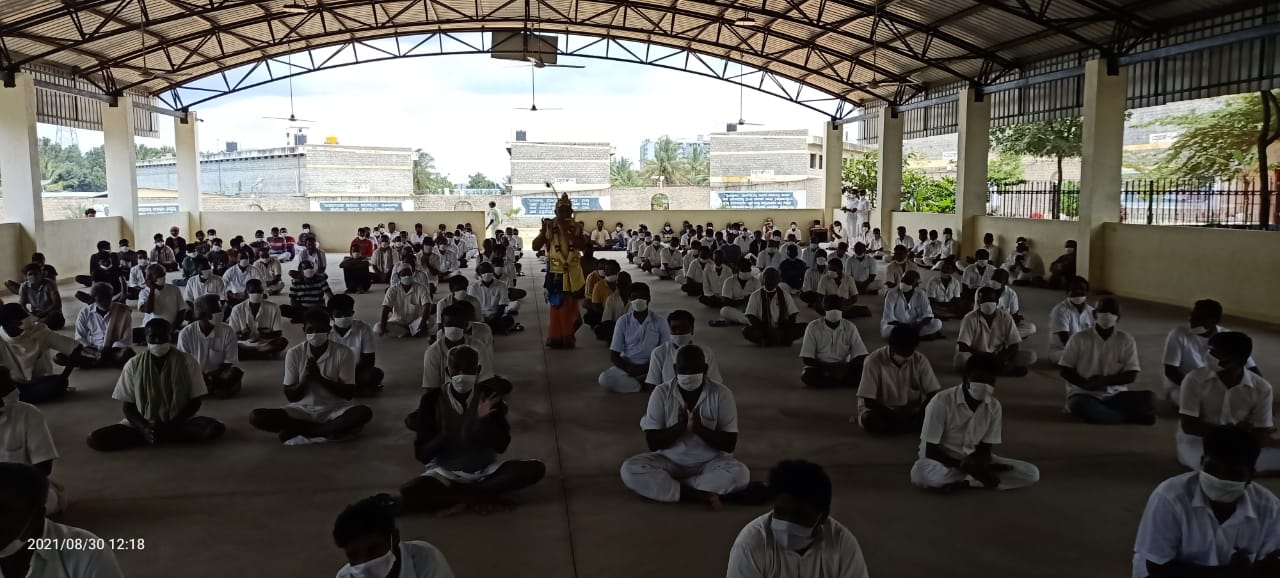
537,194,586,348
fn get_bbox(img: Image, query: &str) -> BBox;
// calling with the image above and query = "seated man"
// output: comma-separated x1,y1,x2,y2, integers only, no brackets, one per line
435,275,482,326
0,463,125,575
5,253,56,296
370,235,396,284
228,279,290,359
891,226,915,253
489,255,526,309
815,259,870,319
925,260,966,320
594,271,631,342
866,227,886,259
401,346,545,515
798,248,829,308
847,242,879,295
590,219,613,248
956,288,1037,376
585,261,620,328
644,309,723,389
249,308,374,445
282,261,334,323
74,240,123,305
914,229,943,268
181,256,226,317
711,259,760,328
880,271,943,340
960,248,997,304
1046,240,1077,290
1047,276,1094,364
137,263,187,342
87,319,227,451
177,295,244,399
1133,425,1280,578
125,250,150,301
253,246,285,295
422,304,496,390
976,232,1000,265
799,295,869,389
296,237,327,276
71,283,135,369
0,368,65,514
698,250,734,309
984,269,1036,339
0,304,83,405
469,262,521,334
681,247,714,297
17,264,64,330
1002,237,1044,286
656,238,683,280
150,233,179,272
1059,297,1155,425
638,236,660,274
339,242,373,295
727,459,868,577
206,238,230,275
598,283,669,394
910,353,1040,492
883,245,919,290
221,251,264,315
1175,332,1278,472
856,326,942,435
327,295,384,395
743,268,803,347
621,344,748,509
776,244,807,292
1163,299,1259,407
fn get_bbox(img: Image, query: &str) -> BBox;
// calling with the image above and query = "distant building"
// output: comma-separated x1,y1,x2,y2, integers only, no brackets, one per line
709,128,869,208
507,140,612,193
639,136,710,162
135,143,413,196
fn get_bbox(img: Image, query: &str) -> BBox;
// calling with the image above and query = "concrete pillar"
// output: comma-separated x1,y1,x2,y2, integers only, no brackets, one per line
1078,59,1127,284
175,110,201,231
823,120,844,223
876,110,904,239
102,95,139,242
955,87,990,256
0,72,45,257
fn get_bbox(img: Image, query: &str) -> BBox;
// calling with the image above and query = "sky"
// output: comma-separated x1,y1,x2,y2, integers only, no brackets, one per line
39,44,833,182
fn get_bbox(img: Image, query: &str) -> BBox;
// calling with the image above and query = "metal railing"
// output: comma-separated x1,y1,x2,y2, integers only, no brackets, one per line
1119,180,1268,227
987,181,1080,221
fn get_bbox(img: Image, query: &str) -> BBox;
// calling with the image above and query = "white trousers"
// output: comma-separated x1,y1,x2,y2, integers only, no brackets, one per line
910,455,1039,490
880,318,943,339
620,452,750,502
598,366,644,393
719,306,750,326
507,300,522,314
674,272,688,284
379,317,426,338
1016,319,1037,339
1176,431,1280,473
954,349,1038,372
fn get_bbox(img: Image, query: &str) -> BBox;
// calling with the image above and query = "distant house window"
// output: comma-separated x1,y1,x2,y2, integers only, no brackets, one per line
819,155,824,169
809,153,817,169
453,201,474,211
650,193,670,211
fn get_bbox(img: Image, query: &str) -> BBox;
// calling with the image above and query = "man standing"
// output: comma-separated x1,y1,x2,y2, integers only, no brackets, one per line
840,189,868,236
486,201,502,240
532,194,587,349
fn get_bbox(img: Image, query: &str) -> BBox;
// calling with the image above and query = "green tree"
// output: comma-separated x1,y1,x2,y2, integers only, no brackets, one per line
987,151,1024,186
610,157,645,187
36,138,106,192
412,149,451,194
991,117,1083,219
466,172,499,190
1147,90,1280,185
682,145,710,186
136,144,176,160
840,150,955,213
641,136,692,185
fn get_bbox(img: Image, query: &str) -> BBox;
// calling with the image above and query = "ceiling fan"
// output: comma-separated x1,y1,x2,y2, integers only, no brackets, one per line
862,0,918,90
728,62,763,129
514,66,561,112
116,4,192,81
522,55,584,69
262,58,316,123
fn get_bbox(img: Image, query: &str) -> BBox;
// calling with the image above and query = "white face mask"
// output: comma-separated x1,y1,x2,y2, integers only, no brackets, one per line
303,269,317,279
675,372,704,391
827,270,840,279
332,316,353,329
200,270,212,280
339,547,396,578
1065,247,1076,254
152,277,166,287
979,302,999,315
630,299,649,313
987,280,1004,290
976,259,988,267
450,374,477,394
605,274,618,283
737,272,753,281
238,259,250,268
451,290,468,301
442,326,465,342
1190,324,1212,336
1198,470,1247,503
899,283,914,293
305,333,329,347
147,343,172,357
766,248,777,255
481,273,496,283
770,517,816,552
1206,353,1224,373
1069,295,1088,305
248,293,264,304
1095,312,1118,329
671,333,693,347
399,275,413,286
967,381,994,401
824,309,843,323
138,259,149,266
815,257,827,266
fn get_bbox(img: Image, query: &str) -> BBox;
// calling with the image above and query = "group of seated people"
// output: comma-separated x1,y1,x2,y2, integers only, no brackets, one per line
0,214,1275,578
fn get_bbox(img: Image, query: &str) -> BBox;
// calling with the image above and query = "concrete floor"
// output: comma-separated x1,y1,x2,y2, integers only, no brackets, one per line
37,250,1280,578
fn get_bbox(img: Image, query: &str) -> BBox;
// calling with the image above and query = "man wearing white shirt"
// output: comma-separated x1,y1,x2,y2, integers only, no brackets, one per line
72,283,135,369
177,296,244,399
0,305,84,406
645,310,723,389
328,294,383,394
713,259,760,327
846,243,879,295
296,238,327,275
914,229,943,268
880,271,943,340
744,268,803,347
435,275,482,325
727,459,868,578
911,353,1040,492
421,304,496,391
799,295,869,389
379,268,434,339
253,246,284,295
229,280,290,358
332,494,456,578
1058,297,1156,425
621,344,748,508
798,249,829,309
222,253,264,317
182,257,226,314
469,262,519,334
0,463,126,578
925,261,966,320
137,263,187,331
883,245,919,290
0,372,64,514
982,269,1036,339
1133,426,1280,578
599,284,670,393
681,246,712,297
960,248,997,302
1002,237,1044,286
249,308,373,445
815,259,869,319
936,228,958,268
892,226,915,252
840,189,869,234
488,255,526,311
956,288,1036,376
756,240,785,275
1163,299,1260,407
125,250,150,300
1176,332,1279,472
978,232,1000,265
1047,276,1094,363
409,223,430,246
856,327,942,435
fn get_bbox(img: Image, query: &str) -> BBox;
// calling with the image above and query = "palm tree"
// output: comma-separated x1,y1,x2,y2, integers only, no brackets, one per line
642,136,691,185
611,157,645,187
682,145,710,186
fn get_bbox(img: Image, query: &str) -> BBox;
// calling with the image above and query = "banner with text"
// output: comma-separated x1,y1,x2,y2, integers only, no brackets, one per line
311,200,414,212
517,196,609,217
710,191,805,209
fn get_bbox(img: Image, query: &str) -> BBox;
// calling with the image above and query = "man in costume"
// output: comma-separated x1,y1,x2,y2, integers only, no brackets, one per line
533,193,588,349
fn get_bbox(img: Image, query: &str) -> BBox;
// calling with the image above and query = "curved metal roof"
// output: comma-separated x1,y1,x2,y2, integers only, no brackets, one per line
0,0,1259,110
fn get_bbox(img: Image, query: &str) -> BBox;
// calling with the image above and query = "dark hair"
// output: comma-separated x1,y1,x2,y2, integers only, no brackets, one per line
303,307,331,327
328,294,355,312
1209,331,1253,360
0,463,49,509
22,263,41,275
1204,425,1261,469
667,309,695,325
441,303,468,321
629,281,651,296
964,352,1000,376
887,325,921,350
144,317,172,336
1194,299,1223,319
333,494,399,547
768,460,832,511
